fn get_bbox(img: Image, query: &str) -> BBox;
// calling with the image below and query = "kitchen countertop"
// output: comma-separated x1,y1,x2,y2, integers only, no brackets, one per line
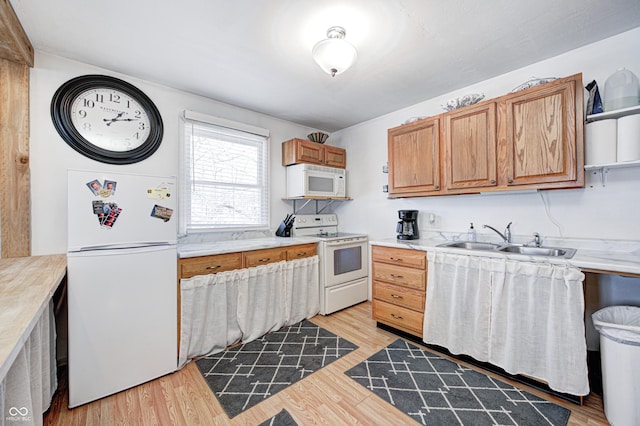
178,236,321,258
370,236,640,276
0,254,67,382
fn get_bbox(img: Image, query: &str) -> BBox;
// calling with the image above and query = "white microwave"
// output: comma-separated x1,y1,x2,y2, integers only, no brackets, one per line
286,164,346,198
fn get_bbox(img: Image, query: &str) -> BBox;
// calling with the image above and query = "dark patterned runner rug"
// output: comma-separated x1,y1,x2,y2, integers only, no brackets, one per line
196,319,358,418
345,339,571,426
258,409,298,426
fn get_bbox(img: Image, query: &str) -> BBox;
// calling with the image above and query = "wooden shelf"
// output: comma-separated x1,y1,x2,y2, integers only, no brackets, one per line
586,105,640,122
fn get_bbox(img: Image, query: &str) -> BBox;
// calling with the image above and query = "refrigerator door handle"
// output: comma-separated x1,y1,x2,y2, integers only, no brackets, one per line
76,241,175,252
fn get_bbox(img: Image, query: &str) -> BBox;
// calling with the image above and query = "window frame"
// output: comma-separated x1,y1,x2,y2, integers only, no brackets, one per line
179,110,270,234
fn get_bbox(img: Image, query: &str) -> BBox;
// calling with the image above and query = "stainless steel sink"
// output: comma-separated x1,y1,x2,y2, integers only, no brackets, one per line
437,241,500,250
436,241,576,259
496,245,577,259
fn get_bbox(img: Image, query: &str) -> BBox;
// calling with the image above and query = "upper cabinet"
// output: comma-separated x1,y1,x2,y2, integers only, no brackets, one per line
443,102,497,191
504,77,583,188
282,138,346,169
387,73,584,198
388,117,440,197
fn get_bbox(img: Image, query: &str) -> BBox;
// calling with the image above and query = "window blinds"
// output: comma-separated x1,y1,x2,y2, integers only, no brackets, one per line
182,113,270,232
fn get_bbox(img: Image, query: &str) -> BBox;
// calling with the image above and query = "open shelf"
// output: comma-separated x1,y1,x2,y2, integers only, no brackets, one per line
586,105,640,123
282,196,352,214
584,160,640,186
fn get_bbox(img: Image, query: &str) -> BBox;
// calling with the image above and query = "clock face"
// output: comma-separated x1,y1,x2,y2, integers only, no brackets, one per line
70,88,152,152
51,75,163,164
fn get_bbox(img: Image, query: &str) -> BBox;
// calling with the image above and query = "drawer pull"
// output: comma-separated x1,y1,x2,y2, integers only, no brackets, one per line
390,274,404,279
297,252,306,256
390,293,403,299
258,257,271,263
390,313,403,319
389,257,402,261
206,265,221,270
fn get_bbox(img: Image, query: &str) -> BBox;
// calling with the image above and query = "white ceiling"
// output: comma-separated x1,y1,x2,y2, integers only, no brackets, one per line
9,0,640,132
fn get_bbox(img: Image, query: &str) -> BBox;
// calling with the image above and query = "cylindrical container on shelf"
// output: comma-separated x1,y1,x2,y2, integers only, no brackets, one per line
585,119,617,165
617,114,640,162
603,68,640,111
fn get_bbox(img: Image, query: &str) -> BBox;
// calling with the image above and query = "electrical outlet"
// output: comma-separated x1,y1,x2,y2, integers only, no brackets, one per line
422,212,440,229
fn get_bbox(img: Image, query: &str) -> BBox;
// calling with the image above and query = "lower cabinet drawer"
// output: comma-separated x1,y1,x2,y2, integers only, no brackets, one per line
179,252,243,279
373,281,425,311
373,299,423,335
243,247,287,268
286,243,317,260
373,262,426,290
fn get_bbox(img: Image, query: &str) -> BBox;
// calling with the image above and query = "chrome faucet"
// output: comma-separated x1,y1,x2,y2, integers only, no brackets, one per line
482,222,512,243
530,232,542,247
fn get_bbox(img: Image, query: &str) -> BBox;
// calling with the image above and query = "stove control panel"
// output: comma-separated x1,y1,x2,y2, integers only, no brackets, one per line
293,214,338,229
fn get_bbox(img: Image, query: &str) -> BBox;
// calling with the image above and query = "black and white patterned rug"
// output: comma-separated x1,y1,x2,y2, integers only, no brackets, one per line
196,319,358,418
345,339,571,426
259,409,298,426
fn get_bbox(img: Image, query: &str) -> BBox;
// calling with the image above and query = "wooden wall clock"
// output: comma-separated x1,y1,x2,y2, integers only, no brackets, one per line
51,75,163,164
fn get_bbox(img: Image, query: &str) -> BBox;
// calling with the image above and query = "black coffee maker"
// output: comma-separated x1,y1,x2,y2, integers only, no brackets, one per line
396,210,419,240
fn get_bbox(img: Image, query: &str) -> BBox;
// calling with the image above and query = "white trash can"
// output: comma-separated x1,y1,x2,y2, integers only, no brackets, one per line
592,306,640,426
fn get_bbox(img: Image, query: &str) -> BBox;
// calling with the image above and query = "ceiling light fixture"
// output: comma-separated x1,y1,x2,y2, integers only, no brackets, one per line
312,26,357,77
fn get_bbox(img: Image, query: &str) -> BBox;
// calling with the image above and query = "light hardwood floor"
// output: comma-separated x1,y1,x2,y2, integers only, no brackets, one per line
44,302,609,425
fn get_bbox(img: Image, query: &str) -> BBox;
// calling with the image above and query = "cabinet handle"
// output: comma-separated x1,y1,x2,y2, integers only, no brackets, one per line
389,257,402,261
258,257,271,263
434,185,440,190
390,313,403,319
390,274,404,279
508,178,514,184
297,252,306,256
390,293,403,299
490,179,496,184
206,265,221,270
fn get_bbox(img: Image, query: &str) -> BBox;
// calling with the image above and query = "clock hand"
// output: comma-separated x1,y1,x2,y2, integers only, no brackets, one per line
103,112,125,126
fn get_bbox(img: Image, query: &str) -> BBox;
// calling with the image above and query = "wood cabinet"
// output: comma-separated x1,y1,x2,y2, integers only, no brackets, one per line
387,117,440,197
503,77,583,188
443,102,497,190
178,252,243,279
178,243,317,279
387,73,584,198
286,243,317,260
372,245,427,337
282,138,346,168
242,247,287,268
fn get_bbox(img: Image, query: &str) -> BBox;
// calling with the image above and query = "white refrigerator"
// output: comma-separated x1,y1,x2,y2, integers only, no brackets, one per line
67,169,177,408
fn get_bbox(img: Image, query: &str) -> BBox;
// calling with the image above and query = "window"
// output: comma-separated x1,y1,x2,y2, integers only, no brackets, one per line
181,111,270,233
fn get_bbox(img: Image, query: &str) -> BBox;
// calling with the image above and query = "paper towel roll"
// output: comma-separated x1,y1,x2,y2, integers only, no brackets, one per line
585,119,617,165
617,114,640,162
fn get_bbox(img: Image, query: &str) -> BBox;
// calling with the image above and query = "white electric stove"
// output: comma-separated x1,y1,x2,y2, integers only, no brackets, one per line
292,214,369,315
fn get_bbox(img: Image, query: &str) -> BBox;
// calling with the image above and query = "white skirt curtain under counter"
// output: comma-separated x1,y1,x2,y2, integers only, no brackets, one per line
179,255,319,368
423,251,589,396
178,269,243,368
284,256,319,326
0,300,56,426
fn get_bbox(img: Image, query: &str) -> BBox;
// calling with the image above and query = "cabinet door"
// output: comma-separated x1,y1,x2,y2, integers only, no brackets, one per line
323,145,346,168
282,138,323,166
388,117,440,196
444,103,497,190
504,78,582,186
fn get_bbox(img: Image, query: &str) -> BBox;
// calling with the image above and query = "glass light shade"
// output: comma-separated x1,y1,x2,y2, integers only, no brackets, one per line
312,37,357,77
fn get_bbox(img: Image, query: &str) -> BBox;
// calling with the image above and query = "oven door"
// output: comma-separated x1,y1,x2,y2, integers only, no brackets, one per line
323,237,368,287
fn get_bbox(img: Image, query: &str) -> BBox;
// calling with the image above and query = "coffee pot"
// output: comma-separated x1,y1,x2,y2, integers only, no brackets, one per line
396,210,419,240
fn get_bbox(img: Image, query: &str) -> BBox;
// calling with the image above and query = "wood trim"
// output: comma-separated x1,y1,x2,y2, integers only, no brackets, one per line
0,58,30,257
0,0,34,66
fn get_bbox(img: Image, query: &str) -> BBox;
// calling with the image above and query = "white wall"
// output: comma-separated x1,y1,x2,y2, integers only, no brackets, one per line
29,53,319,255
331,27,640,243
